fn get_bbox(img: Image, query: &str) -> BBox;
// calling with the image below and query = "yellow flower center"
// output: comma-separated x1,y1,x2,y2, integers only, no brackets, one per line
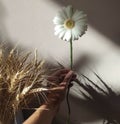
64,19,75,29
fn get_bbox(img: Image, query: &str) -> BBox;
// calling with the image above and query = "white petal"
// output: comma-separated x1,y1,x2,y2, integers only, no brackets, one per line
59,30,66,39
72,27,80,40
57,9,67,20
54,25,64,31
75,22,85,29
75,14,87,22
72,10,87,21
54,28,64,35
76,19,87,26
63,30,72,41
74,20,87,35
53,16,64,25
65,5,73,18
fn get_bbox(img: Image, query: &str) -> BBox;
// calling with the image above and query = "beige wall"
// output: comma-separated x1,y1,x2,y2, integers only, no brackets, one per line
0,0,120,124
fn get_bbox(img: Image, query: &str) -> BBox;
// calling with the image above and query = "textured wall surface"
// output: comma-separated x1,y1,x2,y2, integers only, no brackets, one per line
0,0,120,124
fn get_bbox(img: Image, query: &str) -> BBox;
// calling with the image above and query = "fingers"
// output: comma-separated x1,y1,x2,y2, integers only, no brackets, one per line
63,71,73,82
44,70,76,107
48,69,76,82
48,74,73,92
47,76,59,82
48,70,76,89
39,69,77,109
47,69,71,84
48,86,66,92
51,69,70,77
63,70,76,87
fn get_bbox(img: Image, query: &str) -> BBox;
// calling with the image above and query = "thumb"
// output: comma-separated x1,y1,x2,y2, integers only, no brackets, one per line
63,71,74,85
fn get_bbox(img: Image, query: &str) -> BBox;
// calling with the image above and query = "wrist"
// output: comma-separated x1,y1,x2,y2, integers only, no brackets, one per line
39,104,59,115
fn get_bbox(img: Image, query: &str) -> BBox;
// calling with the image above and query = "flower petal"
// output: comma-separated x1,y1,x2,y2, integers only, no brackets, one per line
54,25,64,31
53,16,64,25
57,9,67,20
53,5,87,41
72,27,80,39
63,30,72,41
72,10,87,22
54,27,65,36
59,30,66,39
65,5,73,18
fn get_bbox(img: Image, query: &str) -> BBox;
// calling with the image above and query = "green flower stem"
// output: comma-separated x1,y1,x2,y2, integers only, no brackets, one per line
66,87,71,124
66,38,73,124
70,39,73,70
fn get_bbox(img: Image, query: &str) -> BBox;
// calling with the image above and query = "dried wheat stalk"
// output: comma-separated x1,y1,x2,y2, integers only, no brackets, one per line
0,43,58,124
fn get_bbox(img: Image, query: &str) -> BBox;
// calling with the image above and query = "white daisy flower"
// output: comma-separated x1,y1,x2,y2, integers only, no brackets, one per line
53,5,87,41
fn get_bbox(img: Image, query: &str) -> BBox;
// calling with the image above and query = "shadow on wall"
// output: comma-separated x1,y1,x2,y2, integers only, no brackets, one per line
51,0,120,123
0,1,14,51
47,56,103,124
0,1,30,53
57,95,102,124
52,0,120,46
0,0,119,124
0,1,97,123
0,1,9,42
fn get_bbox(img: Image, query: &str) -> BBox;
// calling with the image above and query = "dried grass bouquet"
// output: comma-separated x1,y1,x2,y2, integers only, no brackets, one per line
0,43,60,124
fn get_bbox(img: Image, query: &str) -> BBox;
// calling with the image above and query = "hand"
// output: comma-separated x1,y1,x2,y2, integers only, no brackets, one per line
44,69,76,109
23,69,76,124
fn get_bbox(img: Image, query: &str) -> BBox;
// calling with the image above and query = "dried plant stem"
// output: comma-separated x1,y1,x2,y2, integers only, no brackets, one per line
0,44,59,124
